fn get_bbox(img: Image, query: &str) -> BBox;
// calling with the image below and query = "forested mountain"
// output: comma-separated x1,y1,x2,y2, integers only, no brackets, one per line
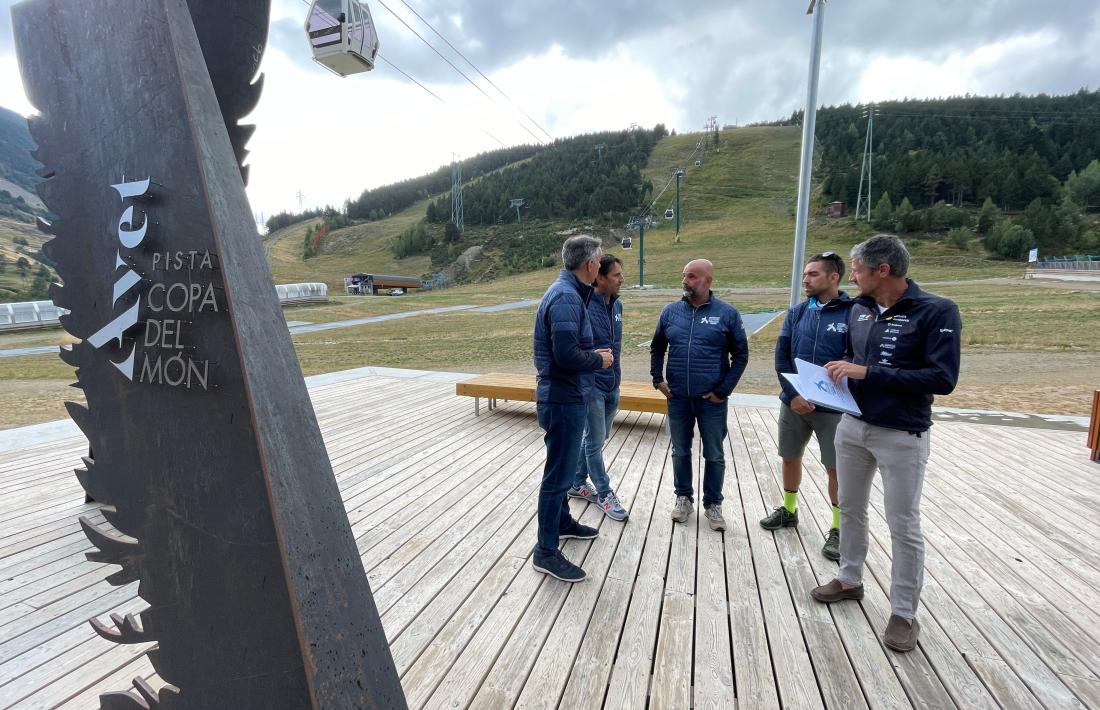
264,144,539,233
0,106,44,222
425,126,668,225
347,144,539,221
808,91,1100,257
814,91,1100,210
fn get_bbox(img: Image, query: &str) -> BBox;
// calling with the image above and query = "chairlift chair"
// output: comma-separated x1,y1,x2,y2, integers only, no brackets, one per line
306,0,380,77
664,208,674,220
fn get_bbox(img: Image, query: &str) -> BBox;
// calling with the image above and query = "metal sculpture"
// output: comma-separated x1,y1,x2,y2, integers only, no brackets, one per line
12,0,406,707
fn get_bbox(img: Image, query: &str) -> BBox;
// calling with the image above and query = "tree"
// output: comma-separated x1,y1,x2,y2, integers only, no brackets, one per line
946,227,971,251
893,197,917,233
1066,160,1100,209
976,197,1000,234
0,253,7,273
983,222,1033,260
16,256,30,278
871,192,893,230
444,221,461,244
29,267,50,299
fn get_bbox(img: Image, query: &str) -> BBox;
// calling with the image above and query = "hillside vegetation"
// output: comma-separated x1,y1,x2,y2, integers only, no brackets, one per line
263,123,1025,293
811,92,1100,258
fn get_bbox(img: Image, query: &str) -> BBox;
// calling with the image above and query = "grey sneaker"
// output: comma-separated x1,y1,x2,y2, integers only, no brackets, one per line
597,491,629,521
567,483,598,503
704,504,726,531
671,496,693,523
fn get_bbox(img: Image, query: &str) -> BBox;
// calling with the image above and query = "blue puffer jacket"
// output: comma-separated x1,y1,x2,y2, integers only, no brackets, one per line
533,270,605,403
589,292,623,394
650,292,749,398
775,293,855,411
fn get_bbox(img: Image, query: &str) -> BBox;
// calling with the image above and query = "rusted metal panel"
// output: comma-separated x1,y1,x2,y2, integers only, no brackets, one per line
12,0,406,706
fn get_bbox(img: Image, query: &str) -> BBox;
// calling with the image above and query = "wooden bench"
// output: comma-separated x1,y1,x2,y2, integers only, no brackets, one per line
456,372,668,416
1089,389,1100,463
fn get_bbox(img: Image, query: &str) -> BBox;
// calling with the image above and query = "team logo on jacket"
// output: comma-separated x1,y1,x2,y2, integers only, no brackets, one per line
700,316,721,325
826,322,848,333
615,313,623,322
857,314,873,322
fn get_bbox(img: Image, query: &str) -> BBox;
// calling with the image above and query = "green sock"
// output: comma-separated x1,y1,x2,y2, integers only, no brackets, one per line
783,490,798,514
832,505,841,530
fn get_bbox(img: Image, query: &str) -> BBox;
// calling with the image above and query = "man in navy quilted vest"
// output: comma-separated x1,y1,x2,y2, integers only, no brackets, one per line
650,259,749,531
762,252,854,563
568,254,630,522
531,235,614,583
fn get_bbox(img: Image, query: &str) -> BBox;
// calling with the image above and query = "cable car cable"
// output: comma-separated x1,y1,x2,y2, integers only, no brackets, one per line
298,0,506,147
393,0,554,142
371,0,546,145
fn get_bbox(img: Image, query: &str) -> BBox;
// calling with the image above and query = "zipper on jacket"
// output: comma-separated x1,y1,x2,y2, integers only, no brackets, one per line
812,307,822,364
687,304,698,396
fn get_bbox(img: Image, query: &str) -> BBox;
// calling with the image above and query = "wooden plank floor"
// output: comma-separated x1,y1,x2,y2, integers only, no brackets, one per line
2,373,1099,708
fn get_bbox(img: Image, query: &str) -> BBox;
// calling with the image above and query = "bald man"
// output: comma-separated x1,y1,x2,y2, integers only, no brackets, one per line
650,259,749,531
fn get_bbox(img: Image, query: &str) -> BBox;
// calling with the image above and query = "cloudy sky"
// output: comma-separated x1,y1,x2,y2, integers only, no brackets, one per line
1,0,1098,221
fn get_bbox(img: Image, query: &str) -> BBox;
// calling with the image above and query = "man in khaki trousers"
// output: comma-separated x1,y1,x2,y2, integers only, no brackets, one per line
810,235,961,653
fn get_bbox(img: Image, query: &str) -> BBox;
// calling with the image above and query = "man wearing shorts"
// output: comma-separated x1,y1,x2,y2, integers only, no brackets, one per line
761,252,853,561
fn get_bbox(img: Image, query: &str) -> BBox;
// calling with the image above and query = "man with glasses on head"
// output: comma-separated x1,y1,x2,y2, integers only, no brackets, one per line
810,234,961,653
762,252,854,562
531,235,614,583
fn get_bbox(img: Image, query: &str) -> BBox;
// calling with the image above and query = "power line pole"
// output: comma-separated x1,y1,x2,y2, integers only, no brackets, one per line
789,0,828,309
509,198,525,223
854,105,877,221
594,143,606,161
674,169,684,244
296,189,305,211
451,154,464,233
627,215,653,288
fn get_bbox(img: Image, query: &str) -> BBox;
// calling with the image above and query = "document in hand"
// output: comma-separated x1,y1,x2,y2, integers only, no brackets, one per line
780,358,863,416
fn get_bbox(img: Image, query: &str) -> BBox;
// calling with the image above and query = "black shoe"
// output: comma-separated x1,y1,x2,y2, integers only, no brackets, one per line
822,528,840,561
559,521,599,540
532,551,586,582
760,506,799,530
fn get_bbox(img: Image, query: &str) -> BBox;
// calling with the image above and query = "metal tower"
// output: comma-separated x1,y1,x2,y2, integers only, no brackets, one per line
854,105,878,221
509,198,526,223
451,155,464,233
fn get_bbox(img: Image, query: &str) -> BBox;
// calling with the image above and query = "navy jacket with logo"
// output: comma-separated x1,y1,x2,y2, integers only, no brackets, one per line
533,269,605,404
775,292,855,412
845,280,962,432
589,291,623,394
649,292,749,399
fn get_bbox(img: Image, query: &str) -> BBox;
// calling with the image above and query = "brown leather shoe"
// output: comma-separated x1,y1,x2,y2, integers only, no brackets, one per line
883,614,920,652
811,578,864,603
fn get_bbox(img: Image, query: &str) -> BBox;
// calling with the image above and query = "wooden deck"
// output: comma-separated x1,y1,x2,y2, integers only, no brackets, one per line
2,372,1100,708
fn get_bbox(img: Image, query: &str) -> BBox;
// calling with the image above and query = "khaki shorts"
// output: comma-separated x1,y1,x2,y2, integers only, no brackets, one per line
777,402,841,469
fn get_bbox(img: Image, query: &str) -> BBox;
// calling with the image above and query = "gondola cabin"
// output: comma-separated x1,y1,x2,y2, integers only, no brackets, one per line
621,236,632,250
307,0,380,77
664,208,674,220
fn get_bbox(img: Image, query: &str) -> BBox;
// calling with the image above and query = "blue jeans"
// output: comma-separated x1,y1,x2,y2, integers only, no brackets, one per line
535,401,587,556
667,397,728,506
574,388,620,496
